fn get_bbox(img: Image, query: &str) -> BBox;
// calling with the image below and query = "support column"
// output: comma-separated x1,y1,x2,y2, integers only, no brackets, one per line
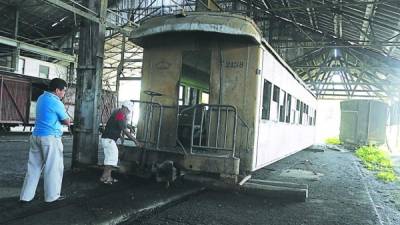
246,0,253,17
115,34,126,103
195,0,220,11
11,7,19,72
72,0,108,167
68,32,76,83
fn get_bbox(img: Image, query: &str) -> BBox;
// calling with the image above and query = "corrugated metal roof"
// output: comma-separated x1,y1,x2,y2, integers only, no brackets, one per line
227,0,400,99
0,0,399,99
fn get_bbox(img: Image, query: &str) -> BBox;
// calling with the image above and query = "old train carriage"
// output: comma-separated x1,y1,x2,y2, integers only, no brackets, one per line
123,12,316,183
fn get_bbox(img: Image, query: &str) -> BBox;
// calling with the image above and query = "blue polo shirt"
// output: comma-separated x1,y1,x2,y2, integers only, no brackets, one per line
33,91,69,137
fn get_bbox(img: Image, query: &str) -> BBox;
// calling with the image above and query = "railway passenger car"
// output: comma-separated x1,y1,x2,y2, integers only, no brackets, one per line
0,71,116,131
123,12,316,183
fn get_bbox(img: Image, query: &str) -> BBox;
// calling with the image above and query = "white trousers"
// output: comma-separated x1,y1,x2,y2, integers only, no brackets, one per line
101,138,118,166
20,136,64,202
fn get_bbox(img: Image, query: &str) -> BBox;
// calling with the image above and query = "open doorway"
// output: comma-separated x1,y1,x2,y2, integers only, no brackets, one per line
178,50,211,147
178,50,211,105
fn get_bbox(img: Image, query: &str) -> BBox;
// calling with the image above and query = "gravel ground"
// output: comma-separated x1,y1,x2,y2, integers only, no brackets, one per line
1,135,399,225
130,148,400,225
0,134,73,199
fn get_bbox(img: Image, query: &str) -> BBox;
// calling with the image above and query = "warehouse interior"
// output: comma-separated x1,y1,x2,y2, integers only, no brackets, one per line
0,1,400,224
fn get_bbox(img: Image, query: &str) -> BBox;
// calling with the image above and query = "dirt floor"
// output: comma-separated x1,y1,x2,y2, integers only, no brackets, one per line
0,134,73,199
1,134,399,225
129,147,400,225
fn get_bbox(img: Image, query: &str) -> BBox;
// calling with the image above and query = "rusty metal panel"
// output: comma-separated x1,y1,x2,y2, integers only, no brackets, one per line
340,100,388,145
0,75,30,124
63,88,116,125
99,91,117,125
209,44,260,172
137,47,182,148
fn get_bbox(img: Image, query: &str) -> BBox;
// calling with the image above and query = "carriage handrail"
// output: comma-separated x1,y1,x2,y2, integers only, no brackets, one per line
237,114,251,152
179,104,238,158
178,104,197,115
130,100,163,149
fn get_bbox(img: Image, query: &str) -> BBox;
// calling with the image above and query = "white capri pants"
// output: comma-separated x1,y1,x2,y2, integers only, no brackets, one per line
101,138,118,166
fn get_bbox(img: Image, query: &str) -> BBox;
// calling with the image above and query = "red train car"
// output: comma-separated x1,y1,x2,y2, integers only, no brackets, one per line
0,71,116,132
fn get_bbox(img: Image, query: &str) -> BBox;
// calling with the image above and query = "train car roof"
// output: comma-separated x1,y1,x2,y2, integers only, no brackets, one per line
130,12,262,45
260,40,316,98
0,70,49,86
130,12,315,98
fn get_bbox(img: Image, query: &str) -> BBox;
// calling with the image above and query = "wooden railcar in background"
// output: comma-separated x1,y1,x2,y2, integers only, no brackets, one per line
0,71,116,132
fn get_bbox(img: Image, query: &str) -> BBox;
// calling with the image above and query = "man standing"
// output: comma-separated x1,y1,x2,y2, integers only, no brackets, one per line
100,101,141,184
20,78,70,203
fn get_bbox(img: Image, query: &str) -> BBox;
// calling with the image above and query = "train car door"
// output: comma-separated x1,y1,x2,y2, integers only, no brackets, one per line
177,50,211,147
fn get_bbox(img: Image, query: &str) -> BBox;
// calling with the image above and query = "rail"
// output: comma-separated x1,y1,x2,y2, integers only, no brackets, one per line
131,100,163,149
237,114,251,153
179,104,238,158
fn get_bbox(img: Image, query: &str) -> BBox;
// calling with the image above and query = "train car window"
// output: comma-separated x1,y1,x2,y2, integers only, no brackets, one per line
279,90,286,122
305,104,309,125
178,85,185,106
179,84,206,106
299,101,304,125
273,85,280,102
291,96,296,124
314,110,317,126
181,50,211,104
271,85,280,121
286,94,291,123
18,58,25,74
261,80,272,120
39,65,49,79
189,88,199,105
183,87,191,105
201,92,209,104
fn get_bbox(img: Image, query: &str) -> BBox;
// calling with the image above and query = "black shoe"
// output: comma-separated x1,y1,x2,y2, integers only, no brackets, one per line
56,195,66,201
19,200,32,205
46,195,66,203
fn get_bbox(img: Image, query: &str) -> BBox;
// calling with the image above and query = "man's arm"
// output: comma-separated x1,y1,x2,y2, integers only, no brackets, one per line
123,128,142,147
55,100,71,126
61,118,71,126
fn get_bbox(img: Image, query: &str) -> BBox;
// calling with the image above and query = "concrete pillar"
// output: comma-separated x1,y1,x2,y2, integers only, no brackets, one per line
72,0,108,167
11,7,19,72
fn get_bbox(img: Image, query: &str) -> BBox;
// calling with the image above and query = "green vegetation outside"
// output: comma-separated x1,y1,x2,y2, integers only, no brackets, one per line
355,145,397,182
325,137,341,145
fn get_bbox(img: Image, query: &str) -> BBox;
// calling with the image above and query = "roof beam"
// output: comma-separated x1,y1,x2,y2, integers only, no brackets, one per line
0,35,75,62
317,93,386,97
312,89,387,93
359,0,376,44
43,0,99,23
42,0,135,35
333,0,343,38
262,0,393,12
275,43,400,48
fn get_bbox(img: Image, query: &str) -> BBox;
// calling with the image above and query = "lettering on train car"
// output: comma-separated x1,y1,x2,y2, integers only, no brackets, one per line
155,61,171,70
224,60,244,69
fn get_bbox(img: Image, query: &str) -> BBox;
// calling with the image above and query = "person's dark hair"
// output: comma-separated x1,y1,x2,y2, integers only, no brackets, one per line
49,78,67,92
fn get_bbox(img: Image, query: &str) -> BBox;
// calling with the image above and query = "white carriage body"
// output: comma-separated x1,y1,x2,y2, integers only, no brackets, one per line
129,12,316,177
